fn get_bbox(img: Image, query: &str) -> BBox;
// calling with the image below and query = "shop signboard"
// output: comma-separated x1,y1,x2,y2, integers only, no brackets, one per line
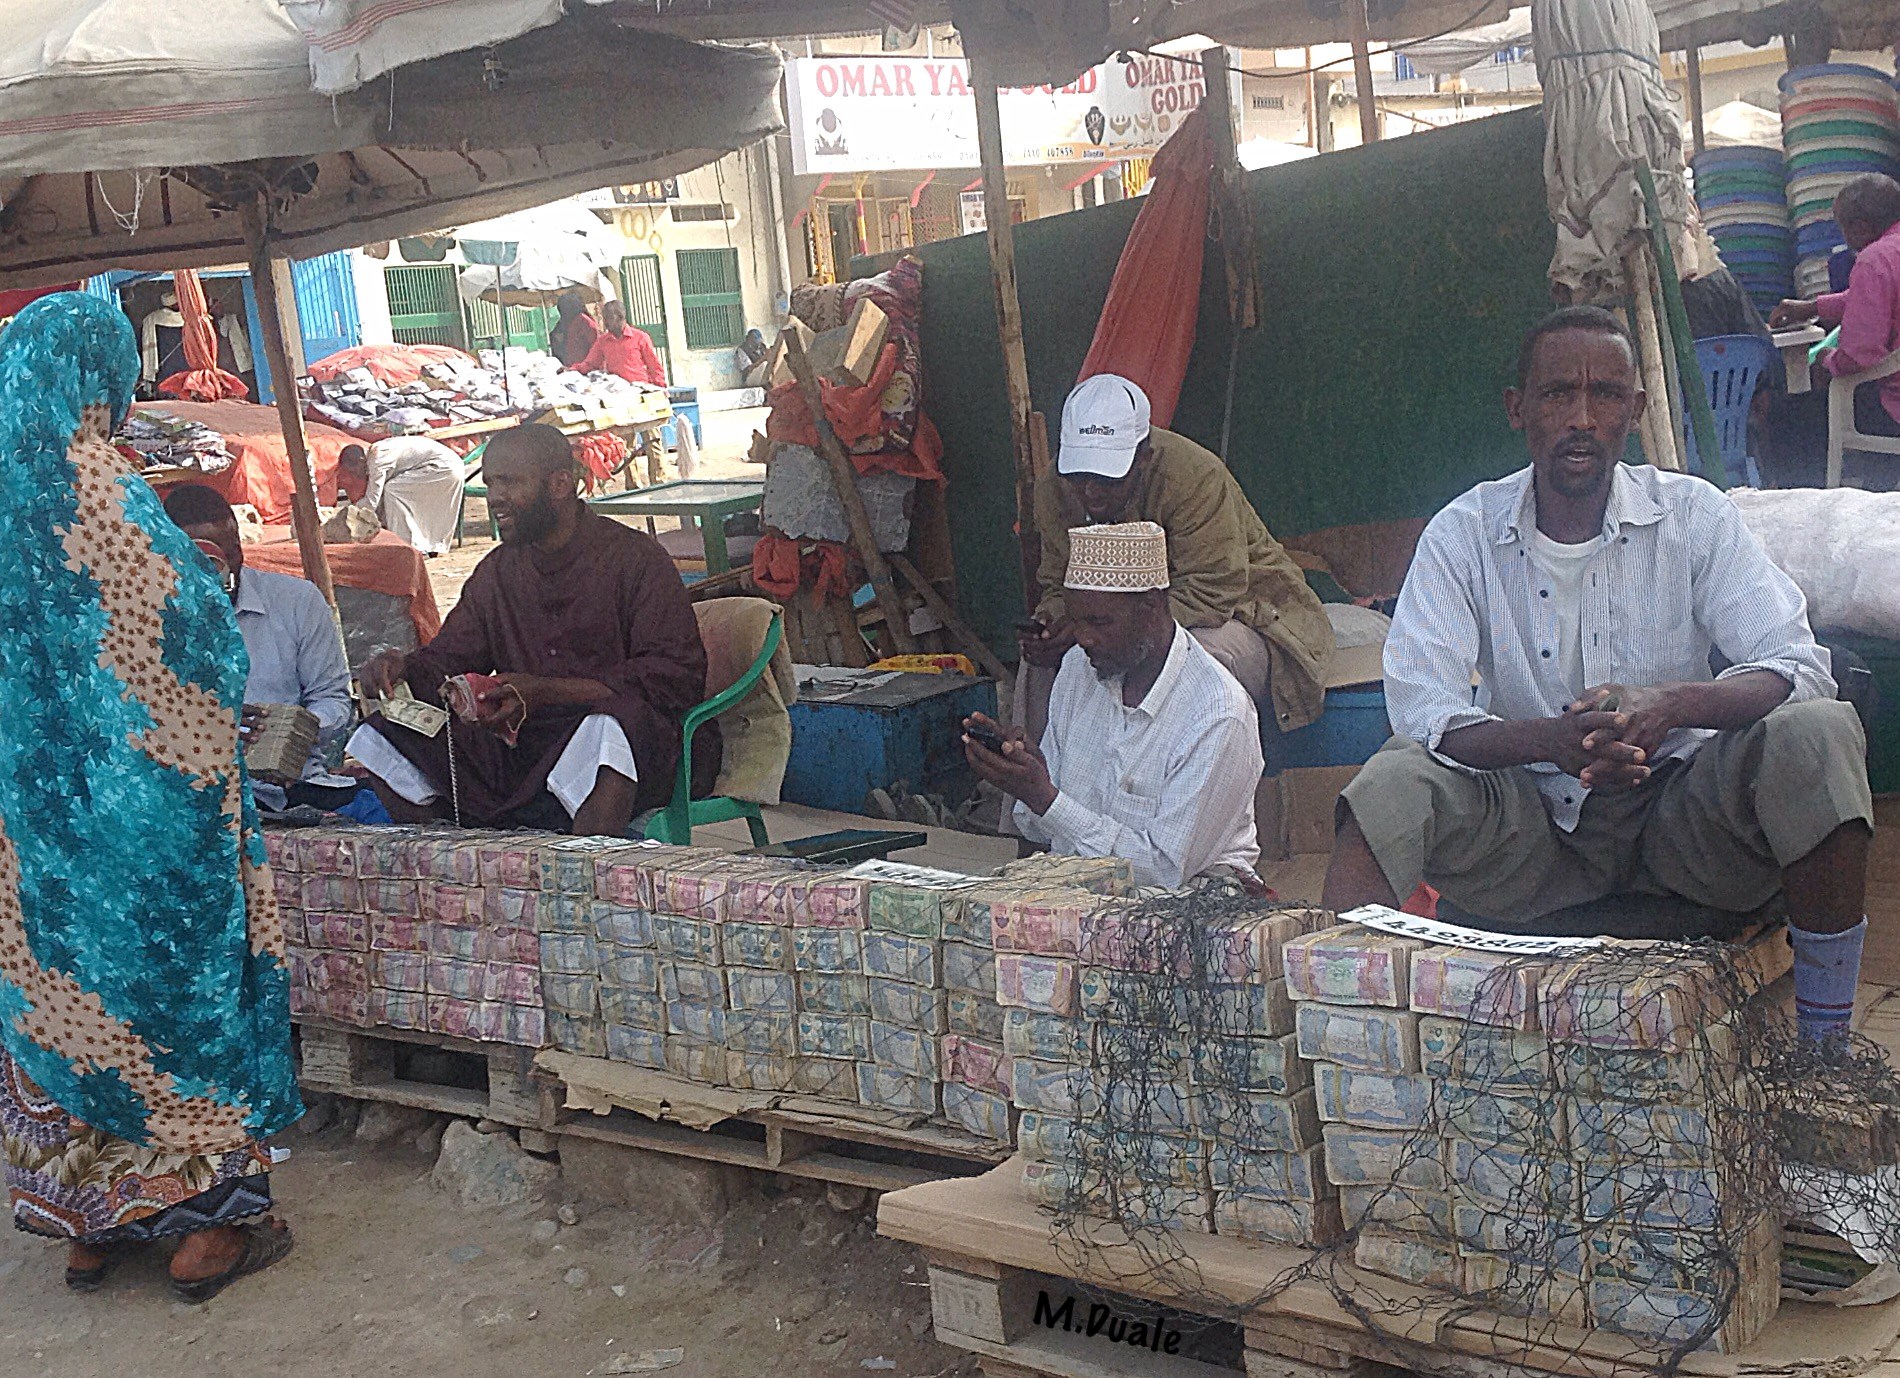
785,53,1213,175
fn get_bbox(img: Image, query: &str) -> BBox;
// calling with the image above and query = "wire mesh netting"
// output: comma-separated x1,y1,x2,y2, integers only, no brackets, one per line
1012,882,1900,1376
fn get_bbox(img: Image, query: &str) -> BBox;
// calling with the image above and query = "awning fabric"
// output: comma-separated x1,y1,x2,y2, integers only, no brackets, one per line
0,3,782,288
285,0,1513,94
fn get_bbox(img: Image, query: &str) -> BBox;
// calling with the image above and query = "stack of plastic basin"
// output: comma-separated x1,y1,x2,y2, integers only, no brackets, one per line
1692,145,1795,313
1780,63,1900,297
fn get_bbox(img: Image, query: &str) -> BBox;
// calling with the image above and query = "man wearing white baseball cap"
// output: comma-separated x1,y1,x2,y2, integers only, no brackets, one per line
1016,373,1333,745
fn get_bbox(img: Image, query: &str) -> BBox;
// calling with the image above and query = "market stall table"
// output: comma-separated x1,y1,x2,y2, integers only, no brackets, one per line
587,478,764,573
246,526,441,662
134,399,353,524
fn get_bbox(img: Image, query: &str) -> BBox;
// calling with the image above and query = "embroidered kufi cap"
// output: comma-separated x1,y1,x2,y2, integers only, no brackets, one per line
1063,520,1170,593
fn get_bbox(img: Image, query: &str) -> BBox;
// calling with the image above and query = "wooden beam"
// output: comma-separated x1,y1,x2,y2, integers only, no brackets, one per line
242,197,336,608
781,330,917,654
969,52,1042,616
1686,47,1707,154
1623,245,1683,472
1347,0,1380,145
888,552,1013,684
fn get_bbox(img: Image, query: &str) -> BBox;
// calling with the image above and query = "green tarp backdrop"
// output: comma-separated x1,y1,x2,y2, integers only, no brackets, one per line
867,107,1559,649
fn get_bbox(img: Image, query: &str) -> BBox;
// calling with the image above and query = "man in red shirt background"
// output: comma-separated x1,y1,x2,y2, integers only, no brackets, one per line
571,299,667,387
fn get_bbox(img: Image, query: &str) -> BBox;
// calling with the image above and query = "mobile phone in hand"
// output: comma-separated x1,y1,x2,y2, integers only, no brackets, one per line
965,722,1008,754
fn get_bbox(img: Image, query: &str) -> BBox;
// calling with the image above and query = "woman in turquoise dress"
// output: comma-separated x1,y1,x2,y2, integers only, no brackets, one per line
0,292,300,1300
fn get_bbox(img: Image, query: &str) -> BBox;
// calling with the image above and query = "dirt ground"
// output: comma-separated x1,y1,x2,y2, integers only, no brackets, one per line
0,1102,978,1378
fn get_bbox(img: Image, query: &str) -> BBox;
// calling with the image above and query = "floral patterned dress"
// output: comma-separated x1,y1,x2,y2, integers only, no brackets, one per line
0,293,300,1243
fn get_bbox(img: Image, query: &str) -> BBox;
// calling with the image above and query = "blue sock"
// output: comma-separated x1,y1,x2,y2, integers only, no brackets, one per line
1791,918,1866,1043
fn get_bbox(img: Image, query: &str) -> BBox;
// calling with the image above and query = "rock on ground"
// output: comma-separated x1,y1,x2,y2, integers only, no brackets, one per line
355,1101,439,1146
559,1138,748,1229
431,1121,558,1209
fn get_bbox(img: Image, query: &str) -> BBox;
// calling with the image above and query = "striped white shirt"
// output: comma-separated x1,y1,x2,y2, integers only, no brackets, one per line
1385,463,1835,831
1015,624,1264,888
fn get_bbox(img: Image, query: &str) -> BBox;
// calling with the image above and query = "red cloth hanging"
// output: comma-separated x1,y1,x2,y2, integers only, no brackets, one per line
1075,106,1215,428
157,270,248,403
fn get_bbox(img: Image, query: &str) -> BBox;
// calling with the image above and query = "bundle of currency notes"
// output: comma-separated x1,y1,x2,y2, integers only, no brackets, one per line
1278,919,1787,1351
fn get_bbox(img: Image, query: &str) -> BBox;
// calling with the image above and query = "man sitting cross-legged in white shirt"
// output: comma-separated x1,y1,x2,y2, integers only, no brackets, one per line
1320,305,1875,1046
963,520,1265,891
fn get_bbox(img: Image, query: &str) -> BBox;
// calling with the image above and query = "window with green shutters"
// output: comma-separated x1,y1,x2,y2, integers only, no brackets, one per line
676,247,744,351
466,296,554,353
383,264,468,349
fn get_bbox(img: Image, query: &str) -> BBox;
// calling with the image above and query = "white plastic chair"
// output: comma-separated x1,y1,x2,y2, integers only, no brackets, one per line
1826,348,1900,487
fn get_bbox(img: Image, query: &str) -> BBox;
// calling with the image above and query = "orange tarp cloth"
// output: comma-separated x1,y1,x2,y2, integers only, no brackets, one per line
306,342,475,386
136,400,350,525
764,342,945,483
246,527,442,645
157,269,247,402
1076,106,1214,428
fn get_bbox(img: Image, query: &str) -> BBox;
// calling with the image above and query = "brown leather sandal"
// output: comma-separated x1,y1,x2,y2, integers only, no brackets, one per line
171,1218,293,1304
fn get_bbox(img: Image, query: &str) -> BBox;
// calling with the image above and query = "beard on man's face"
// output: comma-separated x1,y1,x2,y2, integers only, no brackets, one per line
500,489,561,545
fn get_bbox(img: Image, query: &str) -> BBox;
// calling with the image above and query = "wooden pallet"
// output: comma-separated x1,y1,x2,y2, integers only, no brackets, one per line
294,1017,557,1133
293,1018,1005,1192
881,1159,1900,1378
542,1054,1009,1195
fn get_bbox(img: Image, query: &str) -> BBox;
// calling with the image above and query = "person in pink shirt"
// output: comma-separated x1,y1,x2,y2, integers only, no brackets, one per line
570,300,667,387
1773,174,1900,486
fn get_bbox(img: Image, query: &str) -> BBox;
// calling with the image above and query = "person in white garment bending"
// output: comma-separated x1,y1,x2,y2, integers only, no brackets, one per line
338,436,467,556
1320,305,1874,1046
962,521,1265,891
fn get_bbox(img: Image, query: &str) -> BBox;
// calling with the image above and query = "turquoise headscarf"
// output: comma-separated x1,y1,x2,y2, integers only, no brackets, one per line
0,292,300,1151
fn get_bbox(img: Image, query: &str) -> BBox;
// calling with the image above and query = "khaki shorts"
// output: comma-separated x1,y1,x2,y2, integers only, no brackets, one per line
1340,699,1873,925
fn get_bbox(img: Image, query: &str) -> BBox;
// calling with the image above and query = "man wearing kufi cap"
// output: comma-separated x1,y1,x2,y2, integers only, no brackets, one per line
1017,374,1334,744
965,521,1266,891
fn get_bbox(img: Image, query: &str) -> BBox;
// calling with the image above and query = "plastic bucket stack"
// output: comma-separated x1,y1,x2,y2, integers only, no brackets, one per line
1780,63,1900,297
1692,146,1795,313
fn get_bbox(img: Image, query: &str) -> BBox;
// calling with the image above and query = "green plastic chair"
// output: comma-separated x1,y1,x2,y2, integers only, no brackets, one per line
643,610,783,847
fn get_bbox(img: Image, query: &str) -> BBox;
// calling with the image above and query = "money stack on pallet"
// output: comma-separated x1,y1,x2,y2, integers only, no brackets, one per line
271,826,550,1046
1009,891,1334,1237
1281,918,1790,1354
1544,938,1788,1352
1284,924,1437,1274
936,858,1136,1145
1193,905,1338,1244
857,877,957,1118
539,836,663,1068
939,878,1010,1142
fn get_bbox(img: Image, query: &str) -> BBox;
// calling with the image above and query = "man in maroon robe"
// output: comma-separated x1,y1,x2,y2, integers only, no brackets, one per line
349,423,712,835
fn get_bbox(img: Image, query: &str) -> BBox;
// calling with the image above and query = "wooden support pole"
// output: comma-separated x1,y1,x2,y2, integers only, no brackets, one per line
888,552,1013,684
242,198,336,609
1624,245,1683,471
782,330,917,654
1685,48,1707,154
1202,44,1259,462
969,53,1042,616
1348,0,1381,145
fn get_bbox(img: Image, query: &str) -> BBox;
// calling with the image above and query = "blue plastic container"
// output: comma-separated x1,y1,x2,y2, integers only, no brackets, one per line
663,386,702,451
1270,687,1391,772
